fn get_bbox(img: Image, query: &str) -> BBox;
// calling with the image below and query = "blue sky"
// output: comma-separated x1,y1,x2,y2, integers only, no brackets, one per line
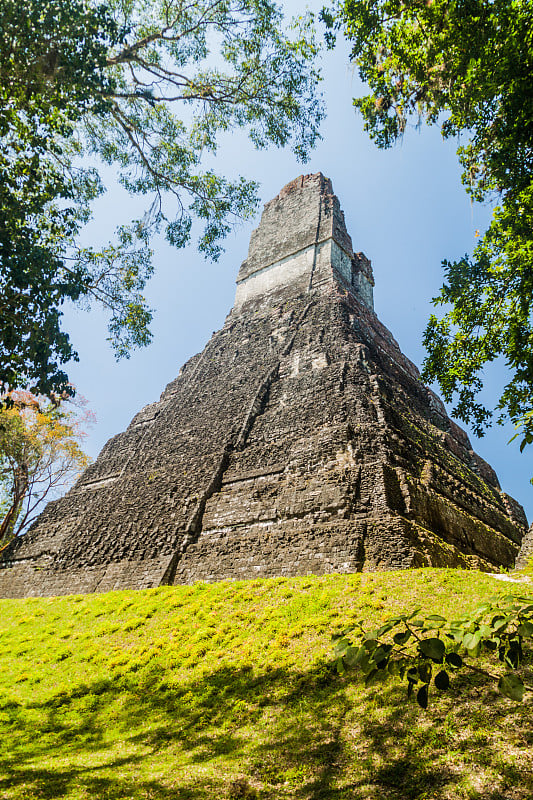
63,12,532,521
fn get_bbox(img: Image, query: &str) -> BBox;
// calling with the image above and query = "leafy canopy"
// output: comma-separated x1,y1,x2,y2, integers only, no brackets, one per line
0,391,91,544
97,0,323,260
322,0,533,445
1,0,323,395
0,0,124,395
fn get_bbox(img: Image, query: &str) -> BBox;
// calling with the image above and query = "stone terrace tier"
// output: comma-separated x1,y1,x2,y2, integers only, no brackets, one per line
0,174,528,597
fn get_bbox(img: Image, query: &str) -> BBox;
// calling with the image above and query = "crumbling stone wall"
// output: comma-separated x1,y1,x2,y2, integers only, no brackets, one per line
0,173,527,598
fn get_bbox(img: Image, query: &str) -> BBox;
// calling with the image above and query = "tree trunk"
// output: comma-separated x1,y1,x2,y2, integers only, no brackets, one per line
0,463,28,544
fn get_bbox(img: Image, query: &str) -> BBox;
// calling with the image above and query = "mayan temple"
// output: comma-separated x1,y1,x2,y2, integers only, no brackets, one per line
0,173,529,598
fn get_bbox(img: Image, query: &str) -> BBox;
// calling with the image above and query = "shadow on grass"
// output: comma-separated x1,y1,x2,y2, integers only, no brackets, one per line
0,659,532,799
347,664,533,800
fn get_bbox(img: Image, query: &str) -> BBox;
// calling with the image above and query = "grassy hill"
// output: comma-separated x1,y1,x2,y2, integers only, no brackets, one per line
0,569,532,800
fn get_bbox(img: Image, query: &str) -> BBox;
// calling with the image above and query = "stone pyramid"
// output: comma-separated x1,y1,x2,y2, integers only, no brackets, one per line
0,173,528,598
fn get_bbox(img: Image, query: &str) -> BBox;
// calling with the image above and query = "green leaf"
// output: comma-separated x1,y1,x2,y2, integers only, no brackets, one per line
373,644,393,664
498,674,524,702
418,662,432,683
462,631,482,652
425,614,446,627
357,649,372,672
406,667,418,683
376,622,396,637
344,645,362,667
445,652,463,669
446,629,464,643
517,621,533,637
419,637,445,663
504,641,522,669
387,659,401,676
491,616,508,632
416,684,429,709
434,670,450,691
393,629,411,645
333,637,351,657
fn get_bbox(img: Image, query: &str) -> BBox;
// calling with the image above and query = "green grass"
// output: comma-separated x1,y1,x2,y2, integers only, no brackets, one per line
0,569,532,800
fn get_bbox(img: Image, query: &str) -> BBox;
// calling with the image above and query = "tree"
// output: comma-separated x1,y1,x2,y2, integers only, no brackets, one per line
322,0,533,445
1,0,323,396
0,391,92,544
0,0,151,396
